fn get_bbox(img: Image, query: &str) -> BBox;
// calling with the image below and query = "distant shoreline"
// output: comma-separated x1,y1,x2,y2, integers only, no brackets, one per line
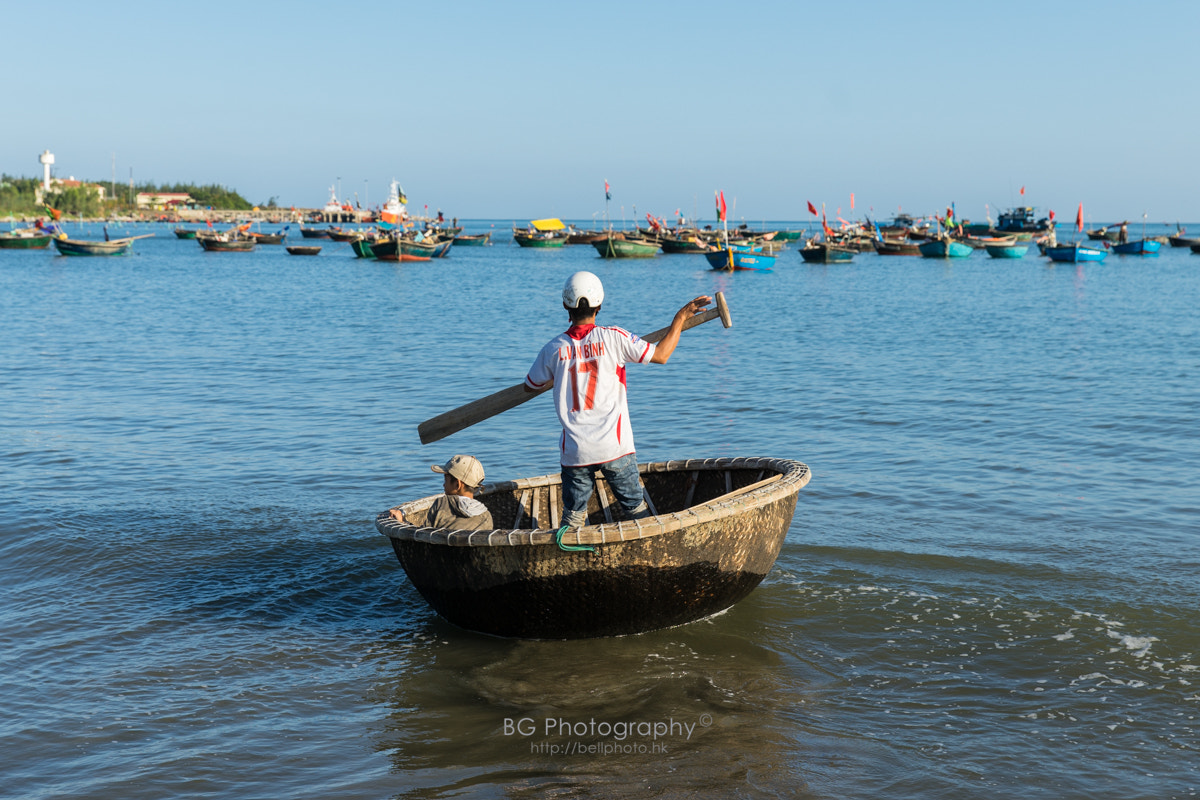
5,210,1193,230
4,208,405,225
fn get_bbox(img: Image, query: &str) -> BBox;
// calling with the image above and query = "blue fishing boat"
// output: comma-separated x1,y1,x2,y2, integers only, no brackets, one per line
918,238,973,258
1111,239,1161,256
706,189,773,271
984,243,1029,259
1043,243,1108,263
705,247,775,272
1110,215,1160,255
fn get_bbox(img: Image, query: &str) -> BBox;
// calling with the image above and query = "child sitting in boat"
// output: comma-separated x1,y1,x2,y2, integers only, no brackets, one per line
388,455,493,531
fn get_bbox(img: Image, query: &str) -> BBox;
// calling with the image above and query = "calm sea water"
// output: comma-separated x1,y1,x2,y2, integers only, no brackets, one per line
2,221,1197,799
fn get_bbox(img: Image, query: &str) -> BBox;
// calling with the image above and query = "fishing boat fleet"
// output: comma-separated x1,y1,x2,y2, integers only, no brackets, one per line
490,200,1189,269
6,192,1192,264
507,213,800,272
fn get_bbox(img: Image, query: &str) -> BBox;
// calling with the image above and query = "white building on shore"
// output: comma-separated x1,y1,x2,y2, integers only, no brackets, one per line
135,192,195,211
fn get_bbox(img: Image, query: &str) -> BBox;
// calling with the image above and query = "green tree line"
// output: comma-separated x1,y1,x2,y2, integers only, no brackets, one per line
1,174,255,217
141,182,253,210
0,176,45,216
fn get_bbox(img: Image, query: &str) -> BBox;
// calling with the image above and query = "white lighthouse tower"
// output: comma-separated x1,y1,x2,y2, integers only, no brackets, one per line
39,150,55,190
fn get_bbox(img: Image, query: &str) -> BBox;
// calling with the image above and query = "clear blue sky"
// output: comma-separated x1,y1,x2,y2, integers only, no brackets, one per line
5,0,1197,223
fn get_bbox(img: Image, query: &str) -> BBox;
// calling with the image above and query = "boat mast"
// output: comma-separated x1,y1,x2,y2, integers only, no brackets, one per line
713,190,732,269
721,193,729,248
604,180,611,231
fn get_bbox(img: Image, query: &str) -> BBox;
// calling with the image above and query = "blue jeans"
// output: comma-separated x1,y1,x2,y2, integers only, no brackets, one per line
560,453,649,528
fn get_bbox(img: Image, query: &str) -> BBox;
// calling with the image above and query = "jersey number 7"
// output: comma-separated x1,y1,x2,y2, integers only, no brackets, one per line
569,359,599,412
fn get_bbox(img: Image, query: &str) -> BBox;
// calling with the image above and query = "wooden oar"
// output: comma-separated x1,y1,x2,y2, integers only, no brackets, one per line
417,292,732,445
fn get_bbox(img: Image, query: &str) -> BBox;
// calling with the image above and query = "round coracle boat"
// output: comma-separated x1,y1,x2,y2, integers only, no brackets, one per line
375,457,811,639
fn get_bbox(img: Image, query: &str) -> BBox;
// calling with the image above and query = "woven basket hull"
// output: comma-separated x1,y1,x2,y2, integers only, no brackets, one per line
376,457,810,639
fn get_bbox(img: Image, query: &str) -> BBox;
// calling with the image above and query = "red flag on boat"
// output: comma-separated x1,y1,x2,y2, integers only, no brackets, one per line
1049,209,1056,221
1075,203,1083,232
807,201,818,216
1020,186,1025,196
715,191,727,222
605,180,611,201
850,193,855,211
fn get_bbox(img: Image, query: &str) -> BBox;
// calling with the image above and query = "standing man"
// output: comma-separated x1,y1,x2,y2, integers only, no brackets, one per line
525,271,711,539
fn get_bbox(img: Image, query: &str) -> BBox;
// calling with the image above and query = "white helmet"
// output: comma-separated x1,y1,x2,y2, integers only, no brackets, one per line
562,271,604,309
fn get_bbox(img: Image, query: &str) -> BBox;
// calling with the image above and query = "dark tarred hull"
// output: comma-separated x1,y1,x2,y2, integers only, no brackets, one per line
800,243,855,263
566,231,608,244
873,239,922,256
660,236,711,254
198,237,255,252
453,233,491,246
249,231,287,244
371,237,435,261
377,457,809,639
54,237,135,256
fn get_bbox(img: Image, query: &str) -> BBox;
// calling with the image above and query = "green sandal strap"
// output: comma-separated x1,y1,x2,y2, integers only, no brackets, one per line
555,525,594,553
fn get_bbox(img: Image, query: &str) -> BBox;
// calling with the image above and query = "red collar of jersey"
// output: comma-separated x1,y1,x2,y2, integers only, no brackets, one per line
565,323,596,340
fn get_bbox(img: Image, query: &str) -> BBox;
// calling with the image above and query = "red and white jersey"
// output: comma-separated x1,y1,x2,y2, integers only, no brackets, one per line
525,323,656,467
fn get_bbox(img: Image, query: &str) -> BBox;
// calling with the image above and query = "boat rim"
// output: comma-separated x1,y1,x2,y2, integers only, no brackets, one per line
376,456,810,548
